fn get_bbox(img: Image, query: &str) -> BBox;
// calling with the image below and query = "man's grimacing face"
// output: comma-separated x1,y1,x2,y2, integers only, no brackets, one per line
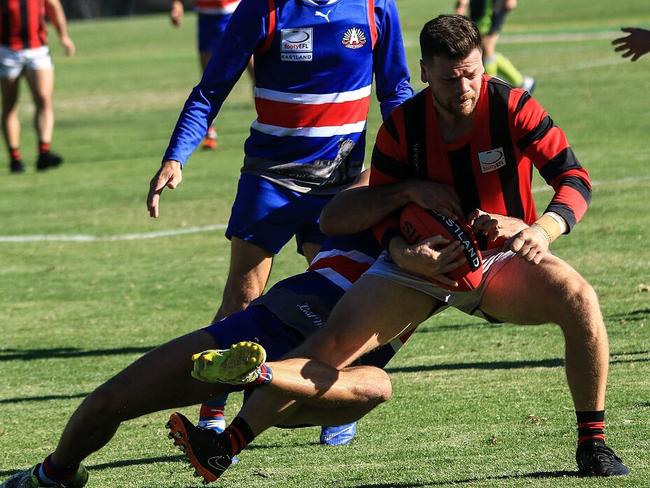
420,47,484,119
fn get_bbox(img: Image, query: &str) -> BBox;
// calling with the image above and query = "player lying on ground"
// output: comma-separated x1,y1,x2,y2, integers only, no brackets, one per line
0,175,465,488
168,14,629,483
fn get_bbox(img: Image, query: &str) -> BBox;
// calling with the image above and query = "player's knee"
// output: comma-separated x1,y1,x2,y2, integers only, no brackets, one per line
557,275,604,337
354,369,392,405
79,382,127,423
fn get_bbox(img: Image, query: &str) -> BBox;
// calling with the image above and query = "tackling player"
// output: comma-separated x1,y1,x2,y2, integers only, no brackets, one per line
193,15,629,479
0,0,75,173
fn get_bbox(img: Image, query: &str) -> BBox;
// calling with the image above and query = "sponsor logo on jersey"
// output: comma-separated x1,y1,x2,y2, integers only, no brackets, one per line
342,27,367,49
281,28,313,62
478,147,506,173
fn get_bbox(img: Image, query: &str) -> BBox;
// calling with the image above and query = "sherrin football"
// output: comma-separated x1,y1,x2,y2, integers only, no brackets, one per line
399,203,483,291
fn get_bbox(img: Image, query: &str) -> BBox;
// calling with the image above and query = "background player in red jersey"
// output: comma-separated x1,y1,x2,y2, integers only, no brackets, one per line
0,0,74,173
169,0,254,149
217,14,629,477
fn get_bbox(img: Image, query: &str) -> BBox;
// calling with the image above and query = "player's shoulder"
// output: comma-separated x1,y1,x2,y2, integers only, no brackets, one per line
485,75,540,114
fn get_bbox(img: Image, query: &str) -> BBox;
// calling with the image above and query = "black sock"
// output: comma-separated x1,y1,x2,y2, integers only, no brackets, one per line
221,416,256,456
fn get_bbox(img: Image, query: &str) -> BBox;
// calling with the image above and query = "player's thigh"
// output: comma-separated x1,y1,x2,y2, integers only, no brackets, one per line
480,253,588,325
95,330,227,420
292,275,437,369
0,77,20,111
24,67,53,106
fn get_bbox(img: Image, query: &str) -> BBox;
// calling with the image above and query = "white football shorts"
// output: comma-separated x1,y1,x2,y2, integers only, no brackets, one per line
0,45,53,79
364,248,515,321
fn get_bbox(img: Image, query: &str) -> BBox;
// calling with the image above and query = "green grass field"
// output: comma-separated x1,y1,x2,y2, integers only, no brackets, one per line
1,0,649,486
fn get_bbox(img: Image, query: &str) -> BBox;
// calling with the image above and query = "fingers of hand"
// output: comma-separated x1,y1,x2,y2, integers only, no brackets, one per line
509,234,525,252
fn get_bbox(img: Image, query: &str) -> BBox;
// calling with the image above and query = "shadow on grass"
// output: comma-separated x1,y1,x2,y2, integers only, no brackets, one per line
355,470,581,487
607,308,650,321
0,392,87,404
386,352,649,374
0,346,156,362
0,455,185,478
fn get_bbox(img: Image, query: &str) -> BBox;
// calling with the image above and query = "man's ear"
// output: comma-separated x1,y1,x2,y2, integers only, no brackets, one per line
419,59,427,83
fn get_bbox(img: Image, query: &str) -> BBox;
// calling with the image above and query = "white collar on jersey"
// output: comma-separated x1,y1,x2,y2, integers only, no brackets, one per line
301,0,340,6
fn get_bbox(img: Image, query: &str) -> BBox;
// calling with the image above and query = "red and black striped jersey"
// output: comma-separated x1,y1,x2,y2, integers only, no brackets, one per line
0,0,47,50
371,75,591,249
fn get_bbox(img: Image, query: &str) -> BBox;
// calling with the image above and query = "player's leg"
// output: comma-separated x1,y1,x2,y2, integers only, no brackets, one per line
480,253,607,410
478,252,627,476
170,284,419,484
1,330,229,487
214,237,274,320
1,76,23,173
234,274,436,437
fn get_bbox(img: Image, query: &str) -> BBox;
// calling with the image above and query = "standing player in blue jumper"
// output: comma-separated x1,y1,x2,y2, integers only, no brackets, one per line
148,0,413,445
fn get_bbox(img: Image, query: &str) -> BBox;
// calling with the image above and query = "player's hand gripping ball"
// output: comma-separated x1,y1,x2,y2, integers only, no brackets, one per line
399,203,483,291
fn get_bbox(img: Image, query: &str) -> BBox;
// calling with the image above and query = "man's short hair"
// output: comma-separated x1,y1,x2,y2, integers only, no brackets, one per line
420,15,482,63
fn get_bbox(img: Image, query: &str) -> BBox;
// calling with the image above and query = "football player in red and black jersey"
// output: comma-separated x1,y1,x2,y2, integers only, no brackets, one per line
231,14,629,477
0,0,74,173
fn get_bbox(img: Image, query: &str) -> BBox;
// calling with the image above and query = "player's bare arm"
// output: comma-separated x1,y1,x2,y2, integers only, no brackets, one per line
45,0,75,56
147,160,182,218
320,179,462,235
388,234,465,287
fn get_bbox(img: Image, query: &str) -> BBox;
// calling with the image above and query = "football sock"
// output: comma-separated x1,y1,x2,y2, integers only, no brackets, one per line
199,397,227,432
38,142,51,155
36,454,79,486
483,54,498,76
254,363,273,385
221,416,256,456
495,52,524,87
576,410,606,445
9,147,21,161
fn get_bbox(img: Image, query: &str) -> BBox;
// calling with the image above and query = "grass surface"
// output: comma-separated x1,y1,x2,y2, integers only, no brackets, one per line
1,1,649,486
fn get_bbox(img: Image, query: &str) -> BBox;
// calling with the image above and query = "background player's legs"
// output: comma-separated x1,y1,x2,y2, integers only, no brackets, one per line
478,254,608,411
1,76,23,172
24,67,63,170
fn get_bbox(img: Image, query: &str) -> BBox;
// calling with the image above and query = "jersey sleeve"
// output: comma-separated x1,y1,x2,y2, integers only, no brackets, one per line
511,91,592,232
372,0,413,120
369,108,416,247
162,0,268,166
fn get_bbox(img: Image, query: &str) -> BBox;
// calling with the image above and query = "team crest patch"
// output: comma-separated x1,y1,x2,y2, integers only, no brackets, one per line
478,147,507,173
281,28,313,62
342,27,367,49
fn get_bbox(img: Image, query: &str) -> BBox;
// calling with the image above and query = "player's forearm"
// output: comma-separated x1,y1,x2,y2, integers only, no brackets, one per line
320,182,414,235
